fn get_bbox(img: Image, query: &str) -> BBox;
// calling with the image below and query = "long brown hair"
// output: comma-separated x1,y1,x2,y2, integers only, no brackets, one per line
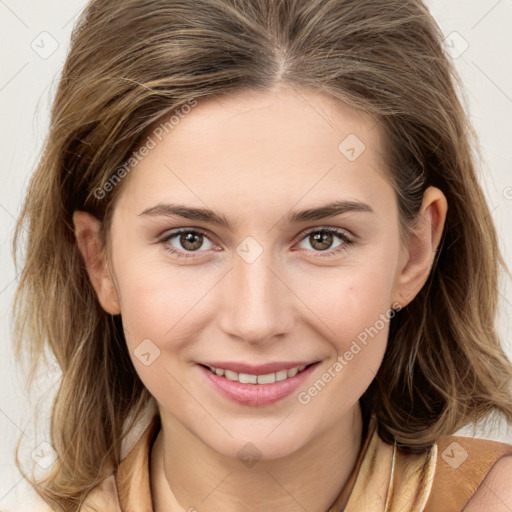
12,0,512,509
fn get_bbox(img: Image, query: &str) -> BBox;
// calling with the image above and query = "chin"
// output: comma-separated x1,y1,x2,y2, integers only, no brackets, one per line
201,426,312,463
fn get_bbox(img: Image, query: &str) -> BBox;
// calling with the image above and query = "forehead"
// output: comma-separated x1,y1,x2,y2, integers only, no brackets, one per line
114,85,394,221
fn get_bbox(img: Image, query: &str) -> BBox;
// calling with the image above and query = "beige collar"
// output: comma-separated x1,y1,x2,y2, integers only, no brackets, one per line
112,412,436,512
80,411,441,511
80,409,512,512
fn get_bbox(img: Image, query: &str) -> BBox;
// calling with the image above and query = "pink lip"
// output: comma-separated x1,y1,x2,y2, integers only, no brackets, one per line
197,362,320,407
199,361,317,375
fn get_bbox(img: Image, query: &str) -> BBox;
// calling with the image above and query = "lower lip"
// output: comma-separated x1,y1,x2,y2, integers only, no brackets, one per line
197,362,320,407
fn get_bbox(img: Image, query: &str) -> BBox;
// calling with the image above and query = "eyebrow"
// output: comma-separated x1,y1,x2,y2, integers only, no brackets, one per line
138,200,374,228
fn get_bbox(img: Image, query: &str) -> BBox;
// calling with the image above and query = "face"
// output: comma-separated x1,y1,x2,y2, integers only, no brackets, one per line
76,84,444,460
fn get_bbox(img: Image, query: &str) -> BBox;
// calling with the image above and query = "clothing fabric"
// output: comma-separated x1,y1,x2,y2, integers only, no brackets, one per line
78,412,512,512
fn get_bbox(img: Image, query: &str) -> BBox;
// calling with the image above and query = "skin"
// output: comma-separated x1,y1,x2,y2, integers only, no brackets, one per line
73,84,449,512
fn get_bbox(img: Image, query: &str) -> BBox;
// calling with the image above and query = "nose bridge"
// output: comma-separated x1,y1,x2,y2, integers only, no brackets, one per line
219,242,292,344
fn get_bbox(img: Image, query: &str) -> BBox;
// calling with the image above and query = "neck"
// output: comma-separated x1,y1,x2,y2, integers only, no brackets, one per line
151,403,364,512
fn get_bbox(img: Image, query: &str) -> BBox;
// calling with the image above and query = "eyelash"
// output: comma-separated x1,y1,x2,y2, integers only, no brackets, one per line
158,227,355,260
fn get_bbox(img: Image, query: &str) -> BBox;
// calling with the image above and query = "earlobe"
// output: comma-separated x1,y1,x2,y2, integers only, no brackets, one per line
392,186,448,308
72,210,121,315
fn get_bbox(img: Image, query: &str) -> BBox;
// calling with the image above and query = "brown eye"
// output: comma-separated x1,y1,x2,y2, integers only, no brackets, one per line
159,228,215,258
296,227,354,257
179,232,204,251
309,232,334,251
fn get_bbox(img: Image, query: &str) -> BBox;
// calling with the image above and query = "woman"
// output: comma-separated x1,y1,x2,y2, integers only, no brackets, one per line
12,0,512,510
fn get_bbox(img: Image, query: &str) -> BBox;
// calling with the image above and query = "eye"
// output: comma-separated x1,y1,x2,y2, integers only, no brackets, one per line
158,226,355,260
295,227,354,257
158,228,216,259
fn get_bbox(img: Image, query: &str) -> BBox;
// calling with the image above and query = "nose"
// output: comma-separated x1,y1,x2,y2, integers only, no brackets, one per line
217,247,295,345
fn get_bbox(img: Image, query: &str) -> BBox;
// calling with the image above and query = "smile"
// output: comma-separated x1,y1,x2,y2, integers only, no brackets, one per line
203,363,313,384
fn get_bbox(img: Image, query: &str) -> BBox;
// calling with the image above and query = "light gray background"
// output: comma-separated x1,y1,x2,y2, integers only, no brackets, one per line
1,0,511,509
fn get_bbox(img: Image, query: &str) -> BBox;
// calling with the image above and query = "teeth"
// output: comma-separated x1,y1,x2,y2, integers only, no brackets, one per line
257,373,275,384
288,367,298,377
239,373,257,384
275,369,288,381
206,364,309,384
224,369,237,381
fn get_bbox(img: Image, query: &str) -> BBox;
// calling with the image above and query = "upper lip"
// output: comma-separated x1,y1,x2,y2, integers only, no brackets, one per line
198,361,318,375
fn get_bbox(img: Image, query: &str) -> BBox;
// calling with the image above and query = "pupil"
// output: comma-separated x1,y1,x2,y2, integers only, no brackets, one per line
311,232,332,251
181,232,202,251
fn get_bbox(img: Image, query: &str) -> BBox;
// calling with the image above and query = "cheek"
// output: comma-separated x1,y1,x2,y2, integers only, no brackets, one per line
298,269,394,412
114,251,214,345
325,283,392,389
113,258,223,404
298,258,397,342
113,262,197,405
292,249,397,394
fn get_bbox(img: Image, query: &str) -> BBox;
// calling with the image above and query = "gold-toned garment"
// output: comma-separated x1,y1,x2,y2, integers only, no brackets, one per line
81,413,512,512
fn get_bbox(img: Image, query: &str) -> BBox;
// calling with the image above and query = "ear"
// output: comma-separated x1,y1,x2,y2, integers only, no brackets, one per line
72,210,121,315
391,186,448,308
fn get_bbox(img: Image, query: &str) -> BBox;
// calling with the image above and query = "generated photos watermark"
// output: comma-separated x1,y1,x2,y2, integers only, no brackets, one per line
93,98,198,200
297,302,403,405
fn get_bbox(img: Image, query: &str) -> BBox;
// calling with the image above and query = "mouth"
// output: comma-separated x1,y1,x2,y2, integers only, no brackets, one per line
198,362,317,384
197,361,322,407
